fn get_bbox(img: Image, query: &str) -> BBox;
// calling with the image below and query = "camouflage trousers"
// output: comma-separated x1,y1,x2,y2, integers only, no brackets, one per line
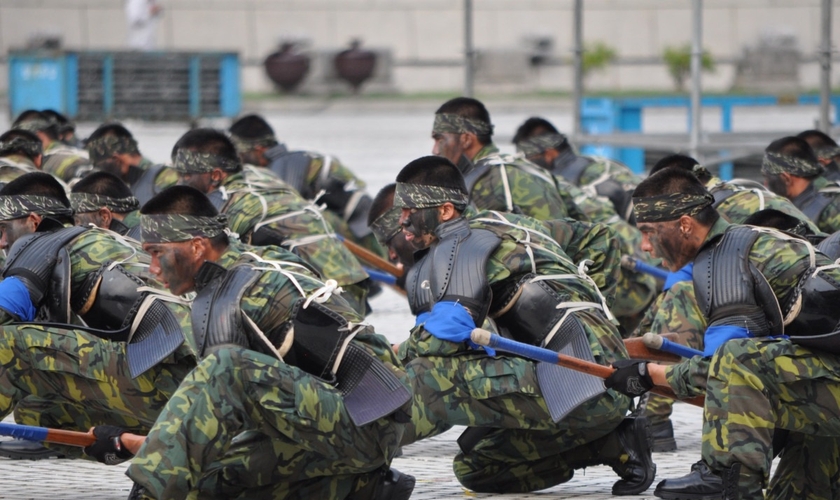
402,352,631,493
0,324,194,458
645,324,705,426
703,338,840,498
766,432,840,500
127,347,405,500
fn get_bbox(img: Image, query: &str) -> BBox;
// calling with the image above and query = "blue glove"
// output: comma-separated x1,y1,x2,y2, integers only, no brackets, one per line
0,277,37,322
422,301,495,356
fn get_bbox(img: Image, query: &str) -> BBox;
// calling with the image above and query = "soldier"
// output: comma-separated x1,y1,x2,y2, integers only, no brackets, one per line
393,156,654,495
84,122,178,204
606,166,840,499
797,129,840,182
172,128,372,315
513,116,641,221
70,171,142,237
0,129,42,187
12,110,90,182
762,136,840,234
41,109,83,149
87,186,414,500
430,97,569,221
0,172,197,461
228,113,385,256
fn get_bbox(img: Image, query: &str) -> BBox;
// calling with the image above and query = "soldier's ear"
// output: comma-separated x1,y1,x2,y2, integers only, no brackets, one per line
99,207,112,228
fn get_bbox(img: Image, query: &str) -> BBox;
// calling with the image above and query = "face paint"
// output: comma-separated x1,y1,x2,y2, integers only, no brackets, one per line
400,207,440,250
765,174,788,198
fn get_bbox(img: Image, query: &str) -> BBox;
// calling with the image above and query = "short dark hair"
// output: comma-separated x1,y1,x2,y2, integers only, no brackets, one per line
396,155,468,195
633,166,719,226
41,109,74,134
72,171,134,201
797,129,837,150
12,110,59,140
87,122,135,143
0,172,72,222
172,128,241,173
512,117,560,144
649,154,709,183
765,136,820,179
368,183,396,226
229,114,277,140
0,129,42,161
141,186,228,246
435,97,493,145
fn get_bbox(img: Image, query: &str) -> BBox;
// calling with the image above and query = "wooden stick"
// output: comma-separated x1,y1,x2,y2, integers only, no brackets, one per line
340,237,403,278
624,332,682,363
471,328,705,408
0,423,146,455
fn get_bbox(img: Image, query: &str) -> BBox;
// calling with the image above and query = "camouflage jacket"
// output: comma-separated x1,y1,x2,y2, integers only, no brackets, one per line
41,141,91,182
0,155,39,186
468,144,568,221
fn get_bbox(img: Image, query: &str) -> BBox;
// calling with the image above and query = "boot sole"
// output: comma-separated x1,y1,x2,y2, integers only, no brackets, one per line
612,416,657,495
652,436,678,453
654,490,723,500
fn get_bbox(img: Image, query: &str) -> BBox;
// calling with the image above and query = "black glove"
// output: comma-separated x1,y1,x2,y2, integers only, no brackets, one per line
83,425,133,465
604,359,654,397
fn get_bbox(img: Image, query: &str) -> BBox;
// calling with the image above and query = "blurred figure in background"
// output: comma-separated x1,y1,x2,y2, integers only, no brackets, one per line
126,0,163,51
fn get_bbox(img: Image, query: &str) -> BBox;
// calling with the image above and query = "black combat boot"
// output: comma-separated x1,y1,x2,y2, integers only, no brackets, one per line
651,420,678,453
374,467,415,500
654,461,742,500
127,482,153,500
610,415,657,495
0,438,66,460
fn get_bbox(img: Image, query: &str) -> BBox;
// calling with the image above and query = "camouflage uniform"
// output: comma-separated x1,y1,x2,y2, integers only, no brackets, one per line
126,244,410,500
664,217,840,497
468,144,569,221
0,228,198,457
40,141,91,182
0,154,39,185
400,209,632,493
217,172,371,314
801,175,840,233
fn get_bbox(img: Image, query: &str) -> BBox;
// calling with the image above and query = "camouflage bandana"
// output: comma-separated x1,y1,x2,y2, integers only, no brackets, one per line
761,151,824,177
515,133,568,157
86,135,140,165
815,146,840,162
432,113,494,136
140,213,229,243
70,193,140,214
12,118,53,133
370,207,403,245
229,134,278,153
0,137,42,158
172,149,240,174
394,182,470,210
633,192,714,223
0,195,74,221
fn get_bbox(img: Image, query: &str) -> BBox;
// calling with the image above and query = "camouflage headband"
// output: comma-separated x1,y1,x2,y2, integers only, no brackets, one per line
761,151,823,177
432,113,494,136
85,135,140,165
394,182,469,210
0,137,43,159
140,213,229,243
70,193,140,214
370,207,403,245
12,118,53,133
229,134,278,153
0,194,73,221
172,149,240,174
815,146,840,162
515,133,568,157
633,192,715,223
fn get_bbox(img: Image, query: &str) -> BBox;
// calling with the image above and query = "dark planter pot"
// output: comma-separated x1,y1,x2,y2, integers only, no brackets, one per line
334,40,377,93
264,43,310,93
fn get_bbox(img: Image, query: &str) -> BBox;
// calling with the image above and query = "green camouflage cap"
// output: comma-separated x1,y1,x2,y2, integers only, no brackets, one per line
85,135,140,165
815,146,840,162
70,193,140,214
432,113,494,136
0,194,74,221
0,136,43,159
515,133,568,157
394,182,469,210
633,192,714,223
229,133,278,154
761,151,823,177
140,213,229,243
172,149,240,174
370,206,402,245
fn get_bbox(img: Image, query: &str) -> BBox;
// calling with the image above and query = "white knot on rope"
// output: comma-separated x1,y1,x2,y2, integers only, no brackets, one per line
303,279,342,308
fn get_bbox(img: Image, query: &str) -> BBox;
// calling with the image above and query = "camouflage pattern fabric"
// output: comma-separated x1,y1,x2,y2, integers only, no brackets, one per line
70,193,140,214
809,176,840,234
394,182,469,209
172,149,240,174
0,155,40,185
0,194,73,221
470,144,568,221
633,192,715,223
432,113,493,136
766,433,840,500
41,141,91,182
219,172,370,314
576,156,642,191
12,118,52,133
700,338,840,498
229,133,277,153
761,151,823,177
0,136,42,159
815,146,840,162
514,133,568,158
370,206,402,246
85,135,139,165
399,210,632,493
127,244,409,499
140,213,229,243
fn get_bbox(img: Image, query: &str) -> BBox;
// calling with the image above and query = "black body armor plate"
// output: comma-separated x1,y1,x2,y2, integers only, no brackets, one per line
126,299,186,378
692,226,783,336
818,231,840,261
551,153,593,186
131,164,166,205
266,147,311,196
794,185,832,223
492,274,569,346
72,262,148,331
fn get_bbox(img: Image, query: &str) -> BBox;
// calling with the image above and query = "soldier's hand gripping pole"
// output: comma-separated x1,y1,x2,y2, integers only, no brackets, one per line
0,422,146,455
470,328,704,408
642,332,704,359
